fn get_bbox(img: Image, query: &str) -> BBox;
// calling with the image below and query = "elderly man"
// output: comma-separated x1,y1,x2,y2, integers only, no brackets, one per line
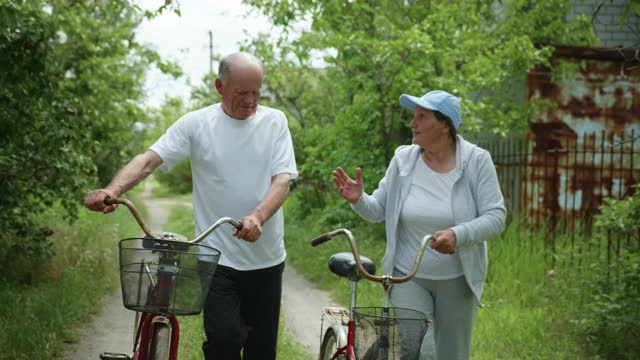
85,52,298,360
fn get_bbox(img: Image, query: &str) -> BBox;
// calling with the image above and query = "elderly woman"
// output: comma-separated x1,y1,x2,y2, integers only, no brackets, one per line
332,90,506,359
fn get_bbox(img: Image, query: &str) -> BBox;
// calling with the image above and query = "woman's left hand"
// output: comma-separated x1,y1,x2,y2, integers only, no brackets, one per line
431,229,457,254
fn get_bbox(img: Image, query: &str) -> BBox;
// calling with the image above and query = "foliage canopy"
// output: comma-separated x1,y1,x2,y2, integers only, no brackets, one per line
243,0,596,216
0,0,180,282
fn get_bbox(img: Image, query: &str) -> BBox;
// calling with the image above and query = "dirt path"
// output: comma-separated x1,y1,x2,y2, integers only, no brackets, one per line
281,266,334,357
63,179,333,359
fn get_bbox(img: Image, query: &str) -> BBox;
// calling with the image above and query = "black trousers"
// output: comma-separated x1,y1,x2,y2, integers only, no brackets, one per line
202,262,284,360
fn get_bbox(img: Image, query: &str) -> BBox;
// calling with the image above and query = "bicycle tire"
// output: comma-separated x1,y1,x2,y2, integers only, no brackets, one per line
319,328,339,360
149,322,171,360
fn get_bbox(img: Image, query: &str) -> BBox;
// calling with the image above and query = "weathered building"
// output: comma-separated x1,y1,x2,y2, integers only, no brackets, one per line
488,1,640,230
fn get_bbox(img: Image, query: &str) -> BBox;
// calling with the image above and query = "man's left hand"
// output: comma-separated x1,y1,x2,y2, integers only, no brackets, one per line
431,229,457,254
235,215,263,242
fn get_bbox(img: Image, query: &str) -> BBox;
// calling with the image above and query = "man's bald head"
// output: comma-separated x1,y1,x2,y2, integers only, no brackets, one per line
215,52,264,119
218,52,264,83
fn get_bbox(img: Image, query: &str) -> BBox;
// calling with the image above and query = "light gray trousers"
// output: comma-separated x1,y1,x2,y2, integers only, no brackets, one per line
391,270,477,360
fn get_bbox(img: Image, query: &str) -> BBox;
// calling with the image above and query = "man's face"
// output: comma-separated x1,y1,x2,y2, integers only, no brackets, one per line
216,64,263,120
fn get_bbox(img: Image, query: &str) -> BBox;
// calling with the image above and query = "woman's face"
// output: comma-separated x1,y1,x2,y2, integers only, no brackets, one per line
409,107,450,148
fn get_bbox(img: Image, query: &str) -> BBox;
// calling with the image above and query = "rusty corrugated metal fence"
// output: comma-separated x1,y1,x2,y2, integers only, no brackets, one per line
476,44,640,262
476,131,640,261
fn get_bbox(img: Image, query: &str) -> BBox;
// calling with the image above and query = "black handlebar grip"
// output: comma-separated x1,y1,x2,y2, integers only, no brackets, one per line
235,220,244,231
310,234,332,247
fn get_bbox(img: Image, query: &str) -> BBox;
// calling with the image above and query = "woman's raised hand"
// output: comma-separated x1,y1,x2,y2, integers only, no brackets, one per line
332,167,364,204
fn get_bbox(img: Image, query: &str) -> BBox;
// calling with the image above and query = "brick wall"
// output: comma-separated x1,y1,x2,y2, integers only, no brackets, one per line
569,0,640,48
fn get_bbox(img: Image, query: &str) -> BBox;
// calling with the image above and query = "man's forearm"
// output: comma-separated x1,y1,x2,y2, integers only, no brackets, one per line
250,173,291,225
106,150,162,197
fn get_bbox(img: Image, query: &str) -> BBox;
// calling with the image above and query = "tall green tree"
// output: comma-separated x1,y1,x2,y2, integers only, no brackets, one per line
244,0,596,216
0,0,180,282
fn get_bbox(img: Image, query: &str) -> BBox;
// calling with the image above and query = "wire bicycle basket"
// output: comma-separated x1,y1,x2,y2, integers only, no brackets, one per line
118,237,221,315
353,306,429,360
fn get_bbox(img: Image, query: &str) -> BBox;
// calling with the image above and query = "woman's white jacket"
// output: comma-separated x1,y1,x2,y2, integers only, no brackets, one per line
351,135,507,303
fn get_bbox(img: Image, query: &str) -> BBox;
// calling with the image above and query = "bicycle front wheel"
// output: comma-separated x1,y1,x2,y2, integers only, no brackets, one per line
149,322,171,360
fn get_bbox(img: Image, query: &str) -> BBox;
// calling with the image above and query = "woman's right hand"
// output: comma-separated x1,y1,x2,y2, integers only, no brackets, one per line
332,167,364,204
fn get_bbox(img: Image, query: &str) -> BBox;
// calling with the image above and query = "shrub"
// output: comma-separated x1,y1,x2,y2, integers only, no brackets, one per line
571,252,640,359
154,160,193,194
570,185,640,359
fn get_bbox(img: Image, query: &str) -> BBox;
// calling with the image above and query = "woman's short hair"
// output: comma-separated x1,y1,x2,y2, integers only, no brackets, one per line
434,111,457,143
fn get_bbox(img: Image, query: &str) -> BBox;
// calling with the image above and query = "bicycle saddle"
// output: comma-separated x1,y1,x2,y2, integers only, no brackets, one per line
328,252,376,281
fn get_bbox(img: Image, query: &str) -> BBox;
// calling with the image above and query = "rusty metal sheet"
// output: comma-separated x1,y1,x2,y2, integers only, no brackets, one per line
524,45,640,227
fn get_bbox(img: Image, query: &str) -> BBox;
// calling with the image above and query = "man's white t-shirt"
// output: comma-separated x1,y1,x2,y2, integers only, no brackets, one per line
149,104,298,270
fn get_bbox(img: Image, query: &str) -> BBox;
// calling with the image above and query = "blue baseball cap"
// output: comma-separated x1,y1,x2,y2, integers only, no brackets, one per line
399,90,462,129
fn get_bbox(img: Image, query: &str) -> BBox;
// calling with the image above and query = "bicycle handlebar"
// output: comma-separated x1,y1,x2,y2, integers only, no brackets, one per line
310,229,433,285
104,196,242,243
192,217,242,244
105,197,158,239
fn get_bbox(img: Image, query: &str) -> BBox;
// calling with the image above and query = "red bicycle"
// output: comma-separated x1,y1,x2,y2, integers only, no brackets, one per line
311,229,432,360
99,197,241,360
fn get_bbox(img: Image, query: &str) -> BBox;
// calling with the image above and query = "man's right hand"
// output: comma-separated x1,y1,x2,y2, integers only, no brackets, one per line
332,167,364,204
85,189,118,213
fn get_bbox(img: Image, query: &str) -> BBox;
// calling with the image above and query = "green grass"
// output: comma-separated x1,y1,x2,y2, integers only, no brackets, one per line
6,182,622,359
149,175,193,203
0,183,311,360
0,193,145,360
471,224,587,359
283,203,596,359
